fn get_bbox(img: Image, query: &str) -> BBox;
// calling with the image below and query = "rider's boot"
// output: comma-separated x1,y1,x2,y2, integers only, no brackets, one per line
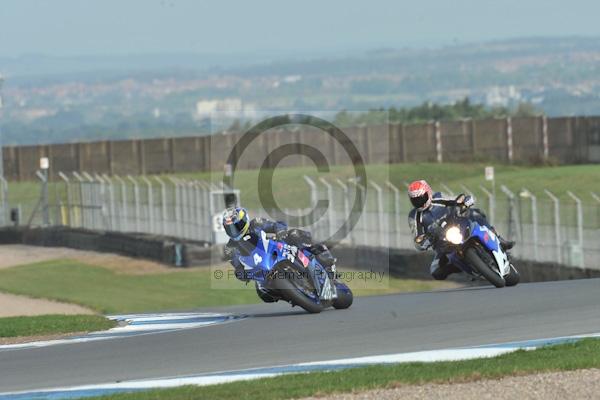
310,244,337,274
498,235,515,250
491,227,515,250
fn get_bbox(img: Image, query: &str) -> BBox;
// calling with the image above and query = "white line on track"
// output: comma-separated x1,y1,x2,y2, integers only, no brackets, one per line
0,312,241,351
2,332,599,400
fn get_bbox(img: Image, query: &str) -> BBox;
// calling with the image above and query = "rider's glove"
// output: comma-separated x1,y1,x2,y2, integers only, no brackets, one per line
234,266,251,282
463,195,474,208
223,245,234,261
415,234,432,250
275,230,288,242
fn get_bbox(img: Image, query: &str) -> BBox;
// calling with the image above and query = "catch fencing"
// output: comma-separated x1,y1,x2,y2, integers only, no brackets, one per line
4,172,600,270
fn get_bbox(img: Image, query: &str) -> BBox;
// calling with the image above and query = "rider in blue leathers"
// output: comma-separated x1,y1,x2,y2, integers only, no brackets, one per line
407,180,514,280
222,207,335,284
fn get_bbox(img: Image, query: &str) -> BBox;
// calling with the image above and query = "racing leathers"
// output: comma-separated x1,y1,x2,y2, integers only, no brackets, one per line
408,192,512,280
223,217,335,283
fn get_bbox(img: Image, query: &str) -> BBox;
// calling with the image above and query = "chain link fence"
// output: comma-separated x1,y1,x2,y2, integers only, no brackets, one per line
2,171,600,270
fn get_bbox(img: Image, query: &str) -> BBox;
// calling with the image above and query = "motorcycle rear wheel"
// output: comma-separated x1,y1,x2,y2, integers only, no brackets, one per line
274,277,324,313
272,264,324,314
332,283,353,309
464,246,505,288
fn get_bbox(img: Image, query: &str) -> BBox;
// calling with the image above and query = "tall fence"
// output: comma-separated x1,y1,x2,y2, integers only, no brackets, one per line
300,177,600,270
3,115,600,181
6,171,600,271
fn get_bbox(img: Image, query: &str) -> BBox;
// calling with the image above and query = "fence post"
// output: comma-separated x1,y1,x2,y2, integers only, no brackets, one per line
520,188,539,262
506,117,514,163
386,181,401,249
542,115,549,161
567,191,584,268
35,170,50,226
500,185,520,242
168,177,183,238
348,179,367,246
479,185,495,225
319,178,335,239
82,172,98,230
544,190,562,264
58,172,72,227
0,176,7,226
73,172,86,229
154,177,168,236
102,174,117,232
127,175,141,233
96,174,113,231
198,181,212,242
193,181,204,240
370,181,385,247
141,176,155,234
335,178,351,244
180,178,190,238
114,175,128,232
303,176,319,234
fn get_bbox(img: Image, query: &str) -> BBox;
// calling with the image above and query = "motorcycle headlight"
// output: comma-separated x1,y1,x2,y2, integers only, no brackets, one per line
445,226,463,244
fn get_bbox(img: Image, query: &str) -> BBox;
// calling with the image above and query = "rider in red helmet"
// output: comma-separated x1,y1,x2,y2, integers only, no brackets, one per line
407,180,514,280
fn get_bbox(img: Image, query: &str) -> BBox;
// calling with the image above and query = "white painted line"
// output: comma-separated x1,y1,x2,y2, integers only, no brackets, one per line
2,331,598,400
0,312,240,351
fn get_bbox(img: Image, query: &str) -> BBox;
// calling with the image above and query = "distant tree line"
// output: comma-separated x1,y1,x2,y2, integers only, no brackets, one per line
333,98,541,127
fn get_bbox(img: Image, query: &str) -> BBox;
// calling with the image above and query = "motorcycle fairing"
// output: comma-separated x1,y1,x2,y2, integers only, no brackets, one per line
470,223,510,277
237,230,336,303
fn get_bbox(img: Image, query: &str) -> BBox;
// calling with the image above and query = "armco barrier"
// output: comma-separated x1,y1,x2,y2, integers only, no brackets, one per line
0,227,598,282
0,227,211,267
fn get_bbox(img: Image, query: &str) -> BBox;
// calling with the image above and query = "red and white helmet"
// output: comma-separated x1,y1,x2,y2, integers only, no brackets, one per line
408,180,433,211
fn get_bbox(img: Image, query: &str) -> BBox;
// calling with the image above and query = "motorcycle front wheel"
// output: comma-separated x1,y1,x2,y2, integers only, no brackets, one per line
464,245,506,288
504,264,520,287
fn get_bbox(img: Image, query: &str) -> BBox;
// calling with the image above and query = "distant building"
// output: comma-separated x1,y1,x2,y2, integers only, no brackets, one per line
485,85,522,107
195,98,257,120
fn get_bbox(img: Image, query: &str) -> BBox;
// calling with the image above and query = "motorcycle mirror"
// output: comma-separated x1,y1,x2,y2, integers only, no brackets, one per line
455,193,465,204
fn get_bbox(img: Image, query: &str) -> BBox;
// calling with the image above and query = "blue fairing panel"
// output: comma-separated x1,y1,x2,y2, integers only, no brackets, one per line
471,223,499,252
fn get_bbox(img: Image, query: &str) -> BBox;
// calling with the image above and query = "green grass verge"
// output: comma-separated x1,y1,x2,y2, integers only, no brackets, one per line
0,314,115,338
174,162,600,206
0,260,452,314
90,338,600,400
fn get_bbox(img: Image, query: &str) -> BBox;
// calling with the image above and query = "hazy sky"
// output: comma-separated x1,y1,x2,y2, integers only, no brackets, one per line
1,0,600,57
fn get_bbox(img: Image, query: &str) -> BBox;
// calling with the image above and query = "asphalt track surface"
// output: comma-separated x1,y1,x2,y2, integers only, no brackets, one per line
1,278,599,393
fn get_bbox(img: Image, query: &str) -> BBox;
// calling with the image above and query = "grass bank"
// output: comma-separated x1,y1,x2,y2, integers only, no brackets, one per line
0,314,115,338
91,338,600,400
0,260,455,314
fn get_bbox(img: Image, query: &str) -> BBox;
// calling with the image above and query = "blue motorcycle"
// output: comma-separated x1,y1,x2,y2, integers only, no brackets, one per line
235,230,353,313
420,195,520,288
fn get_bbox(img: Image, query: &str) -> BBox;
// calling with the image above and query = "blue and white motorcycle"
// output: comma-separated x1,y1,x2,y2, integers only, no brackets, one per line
235,230,353,313
421,195,520,288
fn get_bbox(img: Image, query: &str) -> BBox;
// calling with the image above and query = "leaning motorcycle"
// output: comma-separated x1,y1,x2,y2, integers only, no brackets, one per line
234,230,353,313
420,195,520,288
